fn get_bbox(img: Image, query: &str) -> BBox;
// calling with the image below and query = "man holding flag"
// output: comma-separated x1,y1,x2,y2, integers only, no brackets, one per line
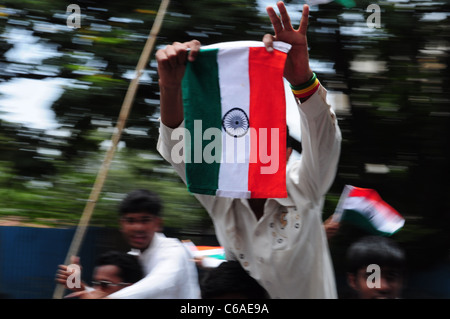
156,2,342,298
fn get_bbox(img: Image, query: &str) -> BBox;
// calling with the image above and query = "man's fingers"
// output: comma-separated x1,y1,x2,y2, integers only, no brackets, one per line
185,39,201,62
156,40,200,67
299,4,309,35
156,44,182,69
266,6,283,35
165,44,182,68
263,34,275,52
277,1,294,31
155,47,169,63
172,42,189,65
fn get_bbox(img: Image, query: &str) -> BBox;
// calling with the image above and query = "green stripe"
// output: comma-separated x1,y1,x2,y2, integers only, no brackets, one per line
341,209,393,236
182,49,222,195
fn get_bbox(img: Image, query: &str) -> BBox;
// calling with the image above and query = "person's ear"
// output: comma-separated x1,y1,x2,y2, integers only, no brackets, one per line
155,216,163,232
347,272,357,290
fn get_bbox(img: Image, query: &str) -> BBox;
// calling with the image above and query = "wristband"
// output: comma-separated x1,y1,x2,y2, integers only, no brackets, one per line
290,72,320,99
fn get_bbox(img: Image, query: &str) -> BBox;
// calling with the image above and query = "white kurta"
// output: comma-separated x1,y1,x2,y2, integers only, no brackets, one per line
157,85,342,299
108,233,200,299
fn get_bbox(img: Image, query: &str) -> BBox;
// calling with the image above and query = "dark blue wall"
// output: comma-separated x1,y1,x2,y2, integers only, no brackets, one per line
0,226,217,299
0,226,99,299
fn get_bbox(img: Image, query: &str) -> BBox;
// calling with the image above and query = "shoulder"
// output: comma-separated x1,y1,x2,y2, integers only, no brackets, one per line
154,232,182,247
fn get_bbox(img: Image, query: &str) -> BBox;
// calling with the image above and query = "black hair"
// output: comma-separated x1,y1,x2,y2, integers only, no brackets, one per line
200,261,268,299
346,236,406,275
119,189,162,217
96,250,144,284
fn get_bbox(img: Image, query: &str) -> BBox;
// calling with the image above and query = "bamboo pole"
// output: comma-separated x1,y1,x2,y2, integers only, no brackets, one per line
53,0,171,299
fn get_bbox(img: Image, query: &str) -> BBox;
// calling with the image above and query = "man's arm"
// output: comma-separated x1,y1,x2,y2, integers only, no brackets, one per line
264,2,341,201
156,40,201,128
107,245,195,299
295,87,342,201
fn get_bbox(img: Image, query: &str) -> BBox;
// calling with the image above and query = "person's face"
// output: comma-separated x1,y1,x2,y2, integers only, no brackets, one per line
92,265,129,295
119,212,161,250
348,266,404,299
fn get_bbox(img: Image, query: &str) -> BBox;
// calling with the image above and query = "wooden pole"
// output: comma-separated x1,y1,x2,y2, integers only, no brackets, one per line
53,0,171,299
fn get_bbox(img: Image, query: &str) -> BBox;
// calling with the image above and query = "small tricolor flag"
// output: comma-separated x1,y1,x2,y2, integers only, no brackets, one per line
183,241,226,268
181,41,291,199
333,185,405,236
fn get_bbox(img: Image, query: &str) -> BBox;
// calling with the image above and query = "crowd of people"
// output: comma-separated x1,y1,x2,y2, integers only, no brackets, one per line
55,1,407,300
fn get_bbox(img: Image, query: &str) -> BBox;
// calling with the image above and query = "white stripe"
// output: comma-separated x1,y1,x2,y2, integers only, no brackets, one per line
217,46,251,197
201,41,291,53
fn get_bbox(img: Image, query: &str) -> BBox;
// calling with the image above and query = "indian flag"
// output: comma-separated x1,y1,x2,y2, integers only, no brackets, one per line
181,41,291,199
183,241,226,268
333,185,405,236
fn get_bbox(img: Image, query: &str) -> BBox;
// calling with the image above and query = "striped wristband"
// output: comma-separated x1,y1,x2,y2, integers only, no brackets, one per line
290,73,320,99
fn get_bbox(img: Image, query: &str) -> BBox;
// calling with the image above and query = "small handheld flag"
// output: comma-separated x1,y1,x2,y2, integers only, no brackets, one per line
183,240,226,268
333,185,405,236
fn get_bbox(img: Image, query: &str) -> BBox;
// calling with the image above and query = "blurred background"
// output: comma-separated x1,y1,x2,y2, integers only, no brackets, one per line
0,0,449,299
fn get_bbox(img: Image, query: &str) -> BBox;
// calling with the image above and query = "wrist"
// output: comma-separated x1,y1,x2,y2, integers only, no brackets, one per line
158,79,181,90
290,69,314,87
289,72,320,102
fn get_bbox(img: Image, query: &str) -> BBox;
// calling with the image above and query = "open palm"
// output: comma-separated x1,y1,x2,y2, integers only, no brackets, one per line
266,2,312,85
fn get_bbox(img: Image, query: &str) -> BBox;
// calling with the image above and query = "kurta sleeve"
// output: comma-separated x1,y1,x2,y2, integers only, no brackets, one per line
108,242,196,299
287,85,342,204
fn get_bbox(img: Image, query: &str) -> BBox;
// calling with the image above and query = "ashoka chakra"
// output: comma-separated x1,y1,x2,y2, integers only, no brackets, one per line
222,108,249,138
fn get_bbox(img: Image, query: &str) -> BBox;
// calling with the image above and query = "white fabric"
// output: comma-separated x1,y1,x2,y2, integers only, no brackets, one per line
108,233,200,299
201,40,291,53
217,45,251,195
157,85,341,299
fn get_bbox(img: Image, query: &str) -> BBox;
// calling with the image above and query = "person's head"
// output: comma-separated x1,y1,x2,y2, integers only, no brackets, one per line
119,189,162,250
346,236,406,299
200,261,268,299
92,251,144,295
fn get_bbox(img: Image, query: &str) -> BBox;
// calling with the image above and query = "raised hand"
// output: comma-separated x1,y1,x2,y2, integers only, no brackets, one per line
156,40,201,128
156,40,201,88
264,2,313,86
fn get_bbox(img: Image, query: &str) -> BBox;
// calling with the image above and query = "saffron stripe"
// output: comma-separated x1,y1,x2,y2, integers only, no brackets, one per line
248,46,287,198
